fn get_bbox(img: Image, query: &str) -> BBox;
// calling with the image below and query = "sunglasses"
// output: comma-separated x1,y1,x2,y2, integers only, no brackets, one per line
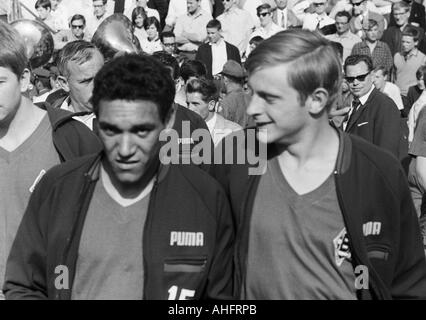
313,2,326,6
345,71,370,83
71,24,84,29
351,1,365,6
257,12,270,17
222,0,231,2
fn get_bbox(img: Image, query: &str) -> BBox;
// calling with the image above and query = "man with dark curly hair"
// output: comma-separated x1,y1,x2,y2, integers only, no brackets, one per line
4,54,234,300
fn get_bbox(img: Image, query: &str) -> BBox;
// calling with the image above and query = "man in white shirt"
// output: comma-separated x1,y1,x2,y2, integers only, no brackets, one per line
326,10,361,61
56,41,105,130
372,65,404,111
301,0,335,31
186,77,241,146
165,0,212,29
217,0,255,55
174,0,212,59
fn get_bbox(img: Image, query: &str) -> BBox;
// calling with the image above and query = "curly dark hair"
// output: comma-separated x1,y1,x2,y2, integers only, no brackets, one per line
92,54,175,122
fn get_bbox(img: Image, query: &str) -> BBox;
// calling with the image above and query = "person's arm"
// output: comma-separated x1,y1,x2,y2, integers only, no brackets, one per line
374,98,401,157
173,18,190,44
416,157,426,192
3,175,51,300
391,166,426,299
202,186,235,299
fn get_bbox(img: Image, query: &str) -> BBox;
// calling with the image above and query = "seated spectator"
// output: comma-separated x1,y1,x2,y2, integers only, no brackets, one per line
272,0,302,29
301,0,335,32
35,0,58,32
408,67,426,143
186,77,242,146
86,0,111,36
132,6,148,44
326,11,361,62
372,65,404,112
382,1,426,56
124,0,160,22
140,16,163,54
389,0,425,31
394,26,426,97
351,19,393,73
164,0,212,30
32,67,53,103
348,0,386,39
54,14,92,50
196,19,241,79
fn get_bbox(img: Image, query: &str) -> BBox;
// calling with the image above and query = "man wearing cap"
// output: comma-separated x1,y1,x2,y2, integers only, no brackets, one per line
301,0,335,32
195,19,241,80
220,60,254,128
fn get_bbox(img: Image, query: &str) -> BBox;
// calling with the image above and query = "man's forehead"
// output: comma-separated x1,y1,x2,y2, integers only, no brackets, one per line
68,55,104,78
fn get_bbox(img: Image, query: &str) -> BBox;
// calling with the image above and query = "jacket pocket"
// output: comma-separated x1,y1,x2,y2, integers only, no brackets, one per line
366,244,391,261
163,256,207,300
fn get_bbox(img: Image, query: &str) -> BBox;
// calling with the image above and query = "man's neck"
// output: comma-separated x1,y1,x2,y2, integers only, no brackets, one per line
366,38,377,45
189,7,201,16
337,30,349,37
69,98,91,113
225,5,236,13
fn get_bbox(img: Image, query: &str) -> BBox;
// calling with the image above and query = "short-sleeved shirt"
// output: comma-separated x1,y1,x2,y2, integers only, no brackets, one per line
394,49,426,96
243,156,357,299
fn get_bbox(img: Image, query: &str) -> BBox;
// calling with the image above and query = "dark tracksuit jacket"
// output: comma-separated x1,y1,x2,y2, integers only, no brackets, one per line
43,103,103,161
3,154,234,300
210,129,426,299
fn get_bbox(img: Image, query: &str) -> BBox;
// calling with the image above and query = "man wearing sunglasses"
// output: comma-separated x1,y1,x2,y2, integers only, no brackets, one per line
348,0,385,39
54,15,92,50
343,54,401,158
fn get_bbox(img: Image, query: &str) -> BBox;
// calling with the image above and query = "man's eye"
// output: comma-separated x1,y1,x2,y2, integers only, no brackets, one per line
102,128,116,136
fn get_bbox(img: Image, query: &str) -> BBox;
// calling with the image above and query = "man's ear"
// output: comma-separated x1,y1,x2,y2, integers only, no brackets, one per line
57,75,70,92
165,104,176,130
306,88,329,115
208,100,216,112
20,69,31,93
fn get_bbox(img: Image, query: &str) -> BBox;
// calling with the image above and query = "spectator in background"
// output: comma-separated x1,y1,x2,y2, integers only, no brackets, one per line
301,0,335,32
242,36,264,63
124,0,160,22
348,0,385,39
196,19,241,79
382,1,426,56
406,65,426,114
351,19,393,73
186,77,242,146
245,4,284,57
343,54,401,158
326,11,361,62
35,0,58,32
372,65,404,112
140,16,163,54
408,67,426,144
389,0,425,31
174,0,212,60
86,0,111,36
272,0,301,29
54,14,92,50
174,60,208,107
220,60,254,128
165,0,212,30
217,0,255,55
132,6,148,44
394,26,426,97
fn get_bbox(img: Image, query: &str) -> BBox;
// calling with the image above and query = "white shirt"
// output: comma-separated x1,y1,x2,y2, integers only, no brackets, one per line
383,82,404,111
217,7,255,55
60,98,96,130
174,9,212,52
302,13,335,31
276,7,288,29
242,0,263,27
206,112,217,135
245,23,284,56
140,37,163,55
211,39,228,77
343,85,374,131
165,0,212,27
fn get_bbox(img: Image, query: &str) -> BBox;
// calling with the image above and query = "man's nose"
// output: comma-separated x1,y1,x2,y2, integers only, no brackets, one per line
118,134,135,158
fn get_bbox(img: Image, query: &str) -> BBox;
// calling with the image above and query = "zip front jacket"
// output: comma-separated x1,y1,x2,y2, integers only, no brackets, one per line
4,154,234,300
210,129,426,299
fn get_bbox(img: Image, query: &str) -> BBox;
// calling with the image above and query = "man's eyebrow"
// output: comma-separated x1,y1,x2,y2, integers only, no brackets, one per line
257,91,281,99
78,76,94,83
